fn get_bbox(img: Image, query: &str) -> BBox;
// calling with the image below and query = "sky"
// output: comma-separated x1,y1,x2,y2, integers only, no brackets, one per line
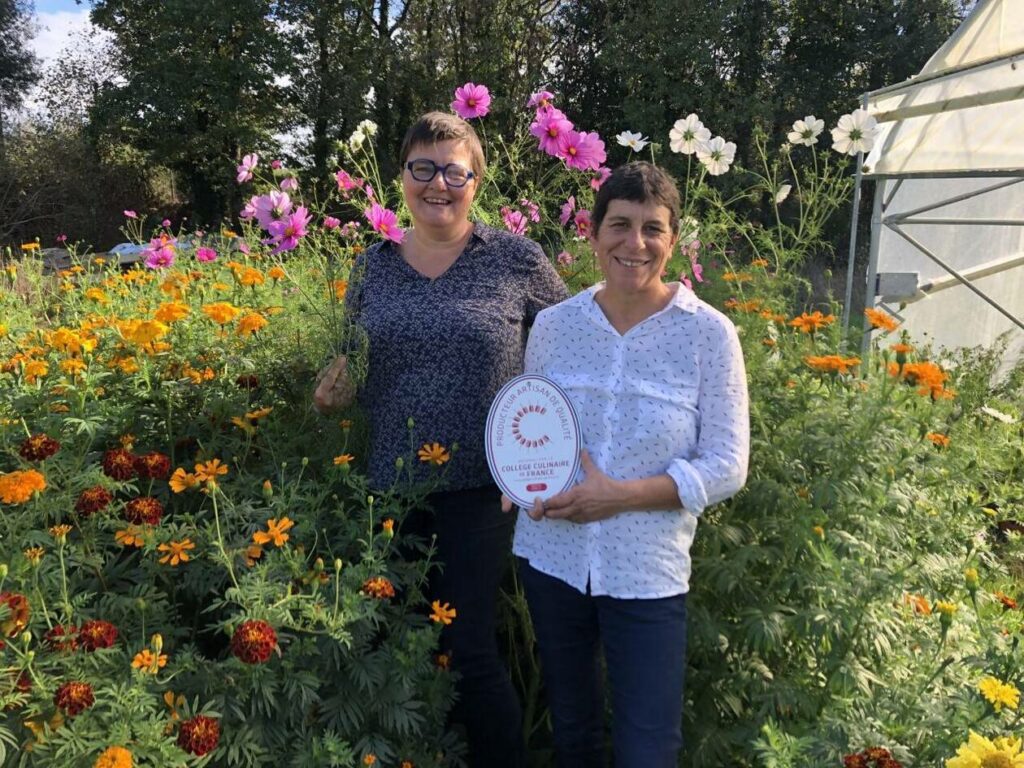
29,1,96,67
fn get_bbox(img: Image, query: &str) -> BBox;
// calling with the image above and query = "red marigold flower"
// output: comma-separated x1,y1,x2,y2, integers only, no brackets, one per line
864,748,892,760
362,576,396,600
230,619,278,664
134,451,171,479
54,680,95,716
124,496,164,525
236,374,260,389
876,758,904,768
79,619,119,651
102,448,137,480
19,433,61,462
177,714,220,756
74,486,114,517
44,624,79,652
0,592,30,637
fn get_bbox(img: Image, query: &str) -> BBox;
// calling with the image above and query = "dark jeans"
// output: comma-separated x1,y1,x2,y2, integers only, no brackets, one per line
404,484,523,768
519,560,688,768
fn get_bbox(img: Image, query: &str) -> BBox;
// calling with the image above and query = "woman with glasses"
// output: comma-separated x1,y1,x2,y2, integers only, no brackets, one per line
314,111,567,767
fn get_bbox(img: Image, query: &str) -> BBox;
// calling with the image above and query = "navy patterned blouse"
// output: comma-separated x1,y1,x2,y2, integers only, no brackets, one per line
346,223,569,491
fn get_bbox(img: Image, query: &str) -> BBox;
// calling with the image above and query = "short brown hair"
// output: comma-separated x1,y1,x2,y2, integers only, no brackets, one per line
591,162,681,236
399,111,486,180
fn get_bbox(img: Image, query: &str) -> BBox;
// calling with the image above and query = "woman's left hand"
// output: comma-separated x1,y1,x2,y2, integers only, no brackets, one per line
541,451,626,524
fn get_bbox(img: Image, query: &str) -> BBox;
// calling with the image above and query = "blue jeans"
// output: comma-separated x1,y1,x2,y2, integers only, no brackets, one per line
406,484,523,768
519,560,688,768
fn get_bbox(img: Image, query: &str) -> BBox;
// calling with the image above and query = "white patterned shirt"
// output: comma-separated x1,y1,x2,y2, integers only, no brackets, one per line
512,282,749,598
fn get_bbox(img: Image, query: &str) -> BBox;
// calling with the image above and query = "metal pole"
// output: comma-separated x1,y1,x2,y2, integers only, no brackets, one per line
861,180,887,360
841,93,871,333
885,177,1024,221
891,217,1024,226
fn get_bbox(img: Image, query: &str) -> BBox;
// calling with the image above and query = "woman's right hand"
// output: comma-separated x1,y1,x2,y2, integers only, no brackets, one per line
313,355,356,413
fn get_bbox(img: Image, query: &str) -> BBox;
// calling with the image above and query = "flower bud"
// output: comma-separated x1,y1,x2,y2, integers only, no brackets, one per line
151,633,163,654
21,632,32,647
407,417,415,430
301,457,309,467
262,479,273,500
382,519,395,539
0,563,7,580
334,558,343,573
314,557,325,573
367,495,374,508
964,567,979,594
395,456,404,471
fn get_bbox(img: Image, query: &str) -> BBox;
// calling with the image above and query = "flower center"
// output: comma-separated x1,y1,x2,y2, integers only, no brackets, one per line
982,756,1013,768
684,130,694,140
547,127,558,137
568,147,577,156
801,129,813,138
850,128,863,141
467,98,476,107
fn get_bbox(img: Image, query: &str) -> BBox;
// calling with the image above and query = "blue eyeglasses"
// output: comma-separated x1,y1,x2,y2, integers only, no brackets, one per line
405,159,475,187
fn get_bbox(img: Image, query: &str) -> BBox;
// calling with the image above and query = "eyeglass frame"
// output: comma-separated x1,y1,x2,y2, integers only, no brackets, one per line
404,159,476,188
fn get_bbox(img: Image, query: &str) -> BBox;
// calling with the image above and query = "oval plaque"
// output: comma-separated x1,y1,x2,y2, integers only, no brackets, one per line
485,374,582,509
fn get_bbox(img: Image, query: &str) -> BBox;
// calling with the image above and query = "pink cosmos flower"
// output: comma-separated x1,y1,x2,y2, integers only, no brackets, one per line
323,216,341,230
340,221,361,239
237,153,259,183
334,169,364,197
365,203,404,244
196,247,218,263
574,209,592,238
501,207,528,235
267,206,312,254
124,210,137,219
451,82,491,119
364,183,376,202
270,159,283,169
556,250,575,266
240,195,259,220
520,199,541,223
280,177,298,191
559,196,576,226
687,241,704,284
527,90,555,110
161,218,171,228
558,130,607,171
238,241,251,255
253,191,293,230
681,274,693,290
530,108,574,156
143,235,177,269
591,166,612,191
56,234,68,244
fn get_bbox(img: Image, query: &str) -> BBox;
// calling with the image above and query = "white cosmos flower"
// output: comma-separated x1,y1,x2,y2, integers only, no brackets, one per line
696,136,736,175
669,113,711,155
357,119,378,137
980,405,1016,424
774,183,792,204
831,109,879,155
787,116,824,146
616,130,649,152
349,130,366,150
680,216,699,245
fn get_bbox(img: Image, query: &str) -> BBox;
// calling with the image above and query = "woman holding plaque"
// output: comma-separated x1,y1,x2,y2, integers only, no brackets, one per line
508,162,749,767
313,111,567,767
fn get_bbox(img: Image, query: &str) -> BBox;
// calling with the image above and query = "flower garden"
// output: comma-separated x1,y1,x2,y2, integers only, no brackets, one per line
1,86,1023,767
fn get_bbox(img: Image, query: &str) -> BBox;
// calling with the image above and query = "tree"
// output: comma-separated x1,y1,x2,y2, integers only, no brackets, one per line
0,0,40,163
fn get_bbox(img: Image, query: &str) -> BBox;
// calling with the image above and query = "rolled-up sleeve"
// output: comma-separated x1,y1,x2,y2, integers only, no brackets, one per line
666,314,749,515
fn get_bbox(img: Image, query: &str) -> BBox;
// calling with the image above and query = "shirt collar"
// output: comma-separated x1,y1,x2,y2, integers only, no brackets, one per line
580,281,701,315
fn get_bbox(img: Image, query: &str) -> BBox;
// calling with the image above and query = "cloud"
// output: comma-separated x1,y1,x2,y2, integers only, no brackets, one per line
30,9,99,66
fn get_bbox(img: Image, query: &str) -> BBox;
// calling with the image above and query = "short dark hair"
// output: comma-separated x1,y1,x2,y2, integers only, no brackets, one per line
399,111,486,180
591,162,681,236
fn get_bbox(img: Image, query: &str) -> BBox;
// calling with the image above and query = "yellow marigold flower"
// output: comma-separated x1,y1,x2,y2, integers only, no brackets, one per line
926,432,950,448
115,525,146,548
811,525,824,539
333,454,355,466
253,517,295,548
154,302,190,323
125,319,170,346
20,242,40,251
131,648,168,674
60,358,86,376
202,302,241,325
418,442,451,466
169,468,199,493
94,745,133,768
236,312,268,336
23,546,45,564
864,307,899,332
935,600,958,616
49,524,73,541
84,287,110,305
946,730,1024,768
222,229,238,238
157,539,195,566
750,258,769,267
247,406,272,420
231,416,256,436
23,359,49,382
0,468,47,504
430,600,457,625
119,433,136,450
194,459,228,483
722,271,753,282
978,676,1020,712
964,567,980,590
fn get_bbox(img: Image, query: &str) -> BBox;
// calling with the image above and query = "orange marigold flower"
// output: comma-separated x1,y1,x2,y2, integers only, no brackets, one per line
244,543,263,567
418,442,451,466
750,258,769,268
94,745,134,768
19,433,61,461
435,652,451,670
926,432,950,448
789,311,835,334
382,518,395,534
903,593,932,615
994,591,1018,610
333,454,355,466
364,755,377,766
722,271,753,283
864,307,899,332
890,343,913,355
158,539,195,566
23,359,49,382
231,619,278,664
363,576,396,600
252,517,294,548
896,360,953,400
762,338,776,347
267,266,287,281
202,302,241,325
115,525,146,548
332,280,348,300
60,358,86,376
194,458,229,483
54,681,95,716
0,468,47,504
131,648,168,674
236,312,268,336
805,354,861,375
177,714,220,756
24,546,45,564
49,524,73,541
154,302,190,323
237,267,265,287
430,600,457,625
